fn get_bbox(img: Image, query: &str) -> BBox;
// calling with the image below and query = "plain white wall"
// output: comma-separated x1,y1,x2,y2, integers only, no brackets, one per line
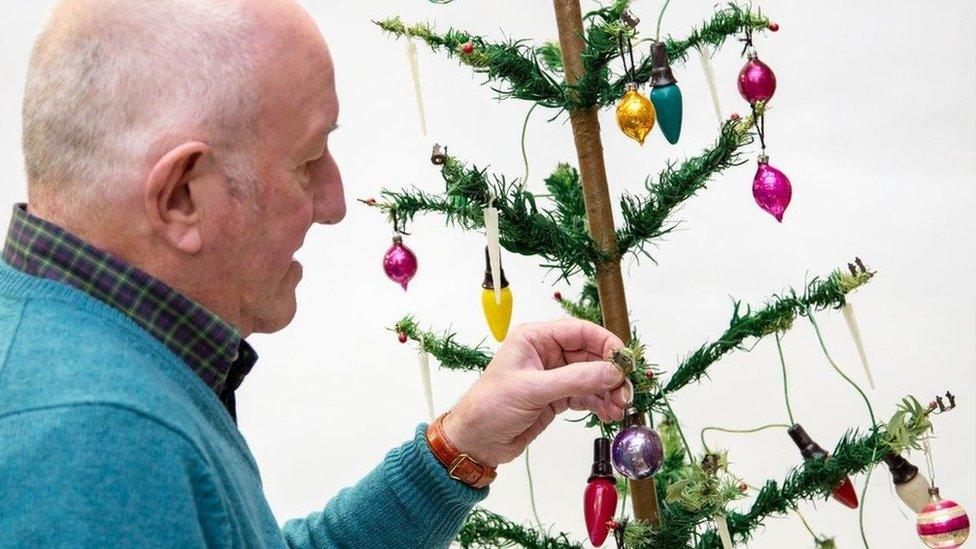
1,1,974,547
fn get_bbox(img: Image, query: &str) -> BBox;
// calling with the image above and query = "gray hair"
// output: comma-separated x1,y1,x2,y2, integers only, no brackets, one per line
23,0,261,207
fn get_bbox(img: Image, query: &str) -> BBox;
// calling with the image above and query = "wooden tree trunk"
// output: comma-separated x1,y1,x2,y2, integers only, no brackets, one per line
551,0,661,526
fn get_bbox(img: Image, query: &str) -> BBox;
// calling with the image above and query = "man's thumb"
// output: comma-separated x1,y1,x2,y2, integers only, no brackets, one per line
536,361,625,402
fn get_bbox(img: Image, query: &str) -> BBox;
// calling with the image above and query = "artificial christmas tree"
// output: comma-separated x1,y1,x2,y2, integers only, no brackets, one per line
365,1,962,547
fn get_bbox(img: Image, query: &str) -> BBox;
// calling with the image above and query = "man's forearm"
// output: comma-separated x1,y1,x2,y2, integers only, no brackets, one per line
281,425,487,549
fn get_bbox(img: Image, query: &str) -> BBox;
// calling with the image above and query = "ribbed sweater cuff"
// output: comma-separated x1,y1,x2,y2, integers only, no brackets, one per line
383,425,488,543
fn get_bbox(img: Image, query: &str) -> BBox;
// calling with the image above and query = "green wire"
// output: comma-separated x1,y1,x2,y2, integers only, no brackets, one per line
520,103,538,189
658,391,694,463
858,464,874,549
656,0,674,41
617,478,630,522
700,424,790,453
806,309,877,428
807,309,877,547
775,333,796,425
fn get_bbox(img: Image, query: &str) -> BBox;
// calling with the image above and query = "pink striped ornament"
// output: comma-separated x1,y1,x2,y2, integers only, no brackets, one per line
916,488,970,548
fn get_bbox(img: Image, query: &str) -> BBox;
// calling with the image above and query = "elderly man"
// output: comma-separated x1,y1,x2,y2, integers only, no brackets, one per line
0,1,632,547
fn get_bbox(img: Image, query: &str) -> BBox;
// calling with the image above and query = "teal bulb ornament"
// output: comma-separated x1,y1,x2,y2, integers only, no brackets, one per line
650,84,682,145
648,41,682,144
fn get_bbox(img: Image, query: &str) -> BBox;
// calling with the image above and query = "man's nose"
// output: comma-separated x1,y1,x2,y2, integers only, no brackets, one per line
312,155,346,225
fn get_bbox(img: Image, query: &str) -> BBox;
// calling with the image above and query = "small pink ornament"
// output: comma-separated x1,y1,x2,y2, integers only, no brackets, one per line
383,235,418,291
753,154,792,222
738,49,777,104
917,487,970,548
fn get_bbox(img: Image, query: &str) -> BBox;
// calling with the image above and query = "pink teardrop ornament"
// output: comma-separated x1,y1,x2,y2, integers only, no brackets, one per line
738,51,777,104
753,155,792,222
383,235,418,291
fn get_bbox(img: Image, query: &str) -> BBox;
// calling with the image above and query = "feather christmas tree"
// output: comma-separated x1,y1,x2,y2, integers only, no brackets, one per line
365,2,962,547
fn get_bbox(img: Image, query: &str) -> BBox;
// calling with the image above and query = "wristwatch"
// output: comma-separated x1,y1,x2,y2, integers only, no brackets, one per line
425,412,497,489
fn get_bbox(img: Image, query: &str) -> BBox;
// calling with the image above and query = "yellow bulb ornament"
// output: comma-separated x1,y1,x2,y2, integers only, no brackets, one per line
481,252,513,342
616,82,656,145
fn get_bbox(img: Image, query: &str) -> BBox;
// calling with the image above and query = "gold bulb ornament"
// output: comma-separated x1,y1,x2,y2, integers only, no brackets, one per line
616,82,656,145
481,251,513,342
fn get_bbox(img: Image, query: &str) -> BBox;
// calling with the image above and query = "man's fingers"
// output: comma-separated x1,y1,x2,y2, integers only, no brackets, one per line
561,348,608,365
608,379,633,409
569,393,605,413
520,319,626,370
532,360,626,406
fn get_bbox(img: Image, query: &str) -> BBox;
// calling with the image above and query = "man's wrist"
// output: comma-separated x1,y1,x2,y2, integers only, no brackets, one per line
425,412,497,489
440,406,499,467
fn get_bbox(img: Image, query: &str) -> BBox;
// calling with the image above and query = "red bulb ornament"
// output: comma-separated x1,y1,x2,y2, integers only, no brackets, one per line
584,438,618,547
738,49,777,105
788,424,859,509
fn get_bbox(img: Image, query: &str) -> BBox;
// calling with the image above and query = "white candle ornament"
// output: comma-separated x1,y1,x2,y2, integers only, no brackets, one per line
405,37,428,135
696,43,724,128
484,196,502,305
714,515,733,549
842,302,875,389
418,339,434,421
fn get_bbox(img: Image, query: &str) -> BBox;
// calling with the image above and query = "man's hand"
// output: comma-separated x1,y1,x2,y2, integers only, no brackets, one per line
441,319,633,468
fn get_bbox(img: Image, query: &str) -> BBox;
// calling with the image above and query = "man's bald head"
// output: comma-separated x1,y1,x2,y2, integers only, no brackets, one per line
20,0,343,335
22,0,316,211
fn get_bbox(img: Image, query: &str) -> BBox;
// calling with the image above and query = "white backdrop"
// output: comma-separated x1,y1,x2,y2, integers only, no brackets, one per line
1,1,974,547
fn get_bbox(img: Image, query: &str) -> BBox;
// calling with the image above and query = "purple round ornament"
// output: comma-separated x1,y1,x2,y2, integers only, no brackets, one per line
738,50,777,105
383,235,418,291
753,155,792,223
611,424,663,480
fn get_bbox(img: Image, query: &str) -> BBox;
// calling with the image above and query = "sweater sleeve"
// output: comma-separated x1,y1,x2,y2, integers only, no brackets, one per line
281,425,488,549
0,404,229,549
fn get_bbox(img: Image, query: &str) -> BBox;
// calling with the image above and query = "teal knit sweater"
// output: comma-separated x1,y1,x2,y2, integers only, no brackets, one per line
0,262,486,548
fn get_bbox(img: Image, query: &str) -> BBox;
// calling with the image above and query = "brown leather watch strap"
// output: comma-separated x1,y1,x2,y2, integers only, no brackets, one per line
425,413,497,489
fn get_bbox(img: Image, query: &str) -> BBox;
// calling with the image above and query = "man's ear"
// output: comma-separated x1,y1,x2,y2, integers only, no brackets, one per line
144,142,213,255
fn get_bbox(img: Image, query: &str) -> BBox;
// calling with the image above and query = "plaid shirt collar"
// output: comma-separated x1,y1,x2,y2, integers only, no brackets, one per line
3,204,256,419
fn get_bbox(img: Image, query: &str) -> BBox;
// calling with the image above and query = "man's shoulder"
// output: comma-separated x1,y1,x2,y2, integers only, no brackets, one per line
0,401,198,457
0,290,201,426
0,403,233,548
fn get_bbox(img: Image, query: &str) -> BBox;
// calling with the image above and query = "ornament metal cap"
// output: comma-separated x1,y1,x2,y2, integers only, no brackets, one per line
482,246,509,290
787,424,827,460
883,453,920,485
649,42,677,88
928,487,942,501
431,143,447,165
622,408,642,428
757,153,770,165
746,46,759,60
589,437,614,481
624,82,639,92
